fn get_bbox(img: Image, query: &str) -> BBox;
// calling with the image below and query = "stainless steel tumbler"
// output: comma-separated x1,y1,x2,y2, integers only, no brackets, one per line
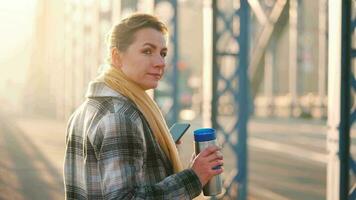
193,128,222,196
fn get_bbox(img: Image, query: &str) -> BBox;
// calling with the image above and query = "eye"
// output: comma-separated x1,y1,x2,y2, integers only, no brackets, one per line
161,51,167,58
143,48,152,55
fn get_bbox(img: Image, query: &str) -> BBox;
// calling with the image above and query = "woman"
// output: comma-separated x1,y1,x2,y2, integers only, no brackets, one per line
64,13,223,199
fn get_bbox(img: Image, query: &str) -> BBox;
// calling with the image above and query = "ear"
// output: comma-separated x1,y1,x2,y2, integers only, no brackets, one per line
111,47,122,68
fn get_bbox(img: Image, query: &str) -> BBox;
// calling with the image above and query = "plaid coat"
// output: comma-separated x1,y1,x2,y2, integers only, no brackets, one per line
64,82,202,200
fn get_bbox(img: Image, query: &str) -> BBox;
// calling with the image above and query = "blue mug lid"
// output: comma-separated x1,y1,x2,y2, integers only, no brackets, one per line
193,128,216,142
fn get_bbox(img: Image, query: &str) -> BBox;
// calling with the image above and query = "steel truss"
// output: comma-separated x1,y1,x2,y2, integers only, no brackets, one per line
211,0,250,199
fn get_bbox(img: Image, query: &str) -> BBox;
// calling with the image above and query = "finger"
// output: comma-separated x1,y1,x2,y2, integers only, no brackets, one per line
190,152,196,162
199,146,221,157
216,151,223,158
176,140,183,145
211,166,224,175
210,160,224,170
205,151,223,162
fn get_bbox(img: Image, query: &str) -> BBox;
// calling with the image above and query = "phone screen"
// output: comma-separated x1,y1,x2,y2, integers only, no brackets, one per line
169,123,191,142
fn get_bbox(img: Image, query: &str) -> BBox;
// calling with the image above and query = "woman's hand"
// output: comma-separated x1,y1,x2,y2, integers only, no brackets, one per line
190,146,224,186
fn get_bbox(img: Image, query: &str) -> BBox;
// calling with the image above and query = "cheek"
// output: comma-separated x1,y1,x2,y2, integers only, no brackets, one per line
127,60,145,79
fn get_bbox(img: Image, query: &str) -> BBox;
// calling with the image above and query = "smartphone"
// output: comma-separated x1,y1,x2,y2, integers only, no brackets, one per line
169,123,191,142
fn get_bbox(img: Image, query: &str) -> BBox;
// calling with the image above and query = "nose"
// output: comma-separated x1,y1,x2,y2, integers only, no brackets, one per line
153,55,165,69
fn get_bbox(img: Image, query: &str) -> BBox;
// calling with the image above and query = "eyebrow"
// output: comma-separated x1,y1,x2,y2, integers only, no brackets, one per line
142,43,167,51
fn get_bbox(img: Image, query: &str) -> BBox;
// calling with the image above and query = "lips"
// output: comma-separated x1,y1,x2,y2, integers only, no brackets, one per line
148,73,161,80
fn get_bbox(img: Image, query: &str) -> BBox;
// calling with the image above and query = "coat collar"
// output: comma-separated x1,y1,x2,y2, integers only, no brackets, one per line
85,81,124,98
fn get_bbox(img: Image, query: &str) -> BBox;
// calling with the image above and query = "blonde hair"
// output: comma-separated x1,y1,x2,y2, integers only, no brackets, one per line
106,13,168,63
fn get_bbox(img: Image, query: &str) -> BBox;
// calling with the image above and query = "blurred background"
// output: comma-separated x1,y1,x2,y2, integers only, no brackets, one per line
0,0,354,199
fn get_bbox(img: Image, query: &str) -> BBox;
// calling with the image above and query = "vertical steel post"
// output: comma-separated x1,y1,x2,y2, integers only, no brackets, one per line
211,0,218,131
264,48,274,116
209,0,250,199
348,1,356,199
238,2,250,199
340,0,351,199
289,0,298,116
327,0,351,199
327,1,342,199
202,0,213,128
171,0,179,125
317,0,327,118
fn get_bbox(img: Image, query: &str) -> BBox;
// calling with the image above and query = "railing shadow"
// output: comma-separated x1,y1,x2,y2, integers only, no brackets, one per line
0,113,63,200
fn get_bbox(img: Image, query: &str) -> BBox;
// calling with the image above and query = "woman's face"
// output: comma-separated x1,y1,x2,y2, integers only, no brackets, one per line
117,28,167,90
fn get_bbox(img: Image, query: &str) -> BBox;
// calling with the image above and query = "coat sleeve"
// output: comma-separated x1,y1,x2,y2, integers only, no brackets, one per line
97,112,202,200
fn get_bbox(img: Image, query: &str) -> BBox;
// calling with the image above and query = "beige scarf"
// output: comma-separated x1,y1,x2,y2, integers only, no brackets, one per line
97,66,183,173
97,66,205,199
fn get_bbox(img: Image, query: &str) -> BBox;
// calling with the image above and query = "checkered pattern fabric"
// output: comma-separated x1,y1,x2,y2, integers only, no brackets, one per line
64,82,202,199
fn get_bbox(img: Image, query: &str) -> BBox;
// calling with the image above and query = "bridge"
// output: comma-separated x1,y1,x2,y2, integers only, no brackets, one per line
0,0,354,199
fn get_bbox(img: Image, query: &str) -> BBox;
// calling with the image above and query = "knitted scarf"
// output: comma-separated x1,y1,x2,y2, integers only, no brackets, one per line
97,66,183,173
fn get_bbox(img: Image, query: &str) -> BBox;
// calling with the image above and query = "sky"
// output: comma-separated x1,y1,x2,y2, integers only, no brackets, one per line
0,0,37,109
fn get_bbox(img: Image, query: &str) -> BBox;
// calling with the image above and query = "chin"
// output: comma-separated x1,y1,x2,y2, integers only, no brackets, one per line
150,84,158,89
150,81,159,89
142,82,158,90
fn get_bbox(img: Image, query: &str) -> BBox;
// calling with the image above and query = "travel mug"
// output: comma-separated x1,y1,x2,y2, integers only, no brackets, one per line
193,128,222,196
